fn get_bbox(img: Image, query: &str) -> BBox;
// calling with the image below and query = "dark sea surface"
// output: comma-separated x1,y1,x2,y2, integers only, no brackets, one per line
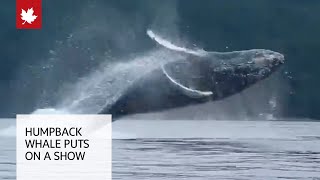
1,119,320,179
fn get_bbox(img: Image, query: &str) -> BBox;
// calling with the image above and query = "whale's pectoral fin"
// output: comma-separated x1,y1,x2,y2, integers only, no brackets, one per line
162,63,213,99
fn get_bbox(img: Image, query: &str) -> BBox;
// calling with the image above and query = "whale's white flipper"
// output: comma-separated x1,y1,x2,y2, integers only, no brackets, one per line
162,65,213,98
147,29,207,57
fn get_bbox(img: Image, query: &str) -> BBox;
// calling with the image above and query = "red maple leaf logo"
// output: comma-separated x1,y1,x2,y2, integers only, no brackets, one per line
16,0,42,29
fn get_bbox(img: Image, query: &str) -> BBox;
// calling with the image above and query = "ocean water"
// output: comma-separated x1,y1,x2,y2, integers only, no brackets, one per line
1,118,320,180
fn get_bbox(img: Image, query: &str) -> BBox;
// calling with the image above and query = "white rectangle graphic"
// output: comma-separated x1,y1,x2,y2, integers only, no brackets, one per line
16,115,112,180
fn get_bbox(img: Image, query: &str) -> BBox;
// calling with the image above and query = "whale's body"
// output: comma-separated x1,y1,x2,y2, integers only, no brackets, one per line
99,49,285,119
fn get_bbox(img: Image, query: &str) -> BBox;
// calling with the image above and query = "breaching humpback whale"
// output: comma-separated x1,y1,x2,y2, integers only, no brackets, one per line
99,49,285,119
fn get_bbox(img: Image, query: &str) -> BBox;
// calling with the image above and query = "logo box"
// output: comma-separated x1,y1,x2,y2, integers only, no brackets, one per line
16,0,42,29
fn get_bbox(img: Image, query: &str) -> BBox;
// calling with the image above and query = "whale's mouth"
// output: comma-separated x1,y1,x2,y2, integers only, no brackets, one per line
251,50,285,68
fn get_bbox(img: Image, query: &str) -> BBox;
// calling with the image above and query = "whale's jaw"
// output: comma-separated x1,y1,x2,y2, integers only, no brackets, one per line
208,49,285,99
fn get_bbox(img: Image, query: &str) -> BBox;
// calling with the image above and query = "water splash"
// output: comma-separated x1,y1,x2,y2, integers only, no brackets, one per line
0,125,16,137
54,50,186,114
32,108,69,114
31,30,193,115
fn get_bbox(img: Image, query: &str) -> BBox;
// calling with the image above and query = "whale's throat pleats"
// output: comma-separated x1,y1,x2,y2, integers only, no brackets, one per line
162,59,213,98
